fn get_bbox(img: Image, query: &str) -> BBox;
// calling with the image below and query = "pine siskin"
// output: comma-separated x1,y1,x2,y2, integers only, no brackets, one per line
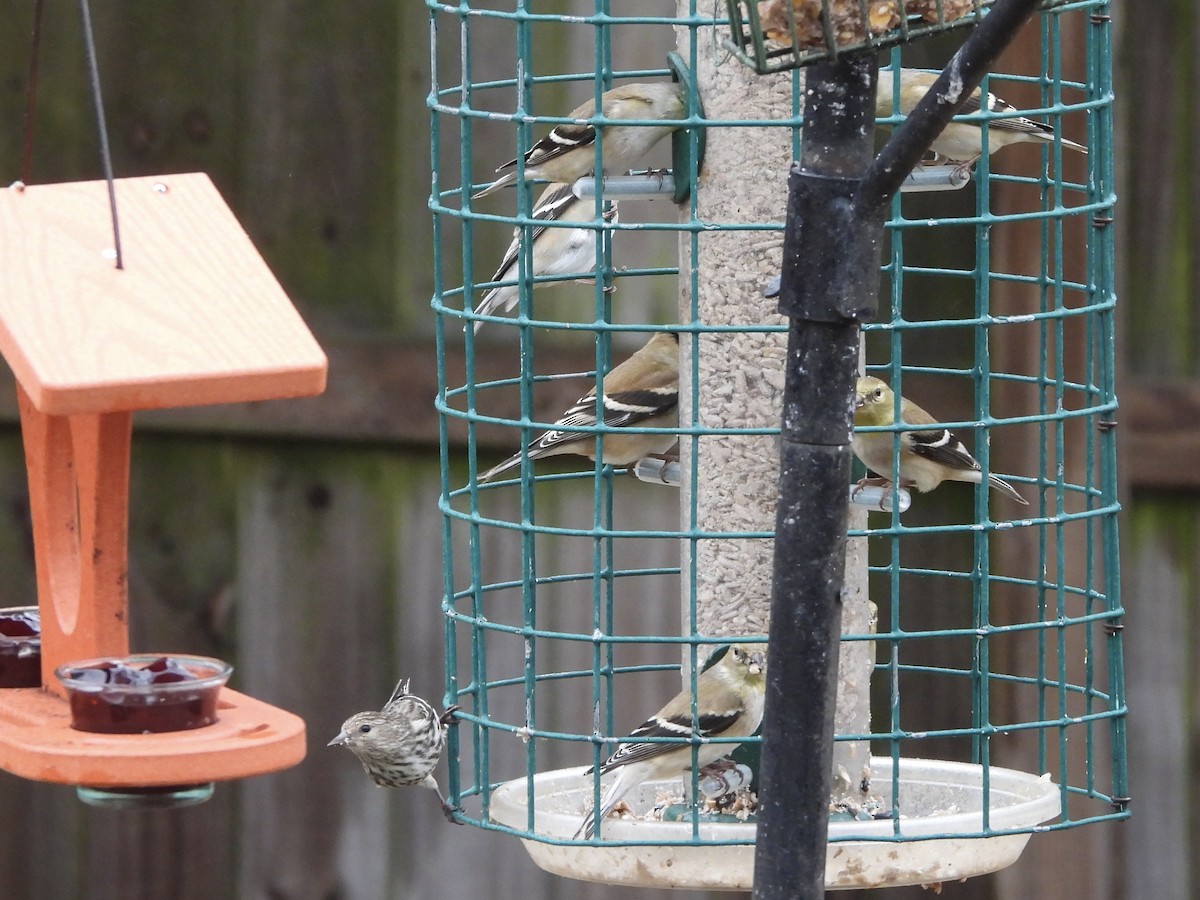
329,678,460,820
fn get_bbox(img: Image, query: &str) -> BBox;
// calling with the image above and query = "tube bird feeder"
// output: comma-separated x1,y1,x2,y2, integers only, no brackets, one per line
0,172,325,805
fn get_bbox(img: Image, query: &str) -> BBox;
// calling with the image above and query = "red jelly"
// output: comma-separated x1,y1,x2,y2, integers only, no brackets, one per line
0,607,41,689
56,654,232,734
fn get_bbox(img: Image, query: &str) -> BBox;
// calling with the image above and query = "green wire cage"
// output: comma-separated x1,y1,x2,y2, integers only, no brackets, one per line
429,0,1124,891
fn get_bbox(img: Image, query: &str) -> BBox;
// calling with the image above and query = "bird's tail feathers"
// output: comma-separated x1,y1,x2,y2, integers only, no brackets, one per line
477,453,522,484
470,286,518,334
574,766,636,840
1035,132,1087,155
987,473,1029,505
472,172,515,200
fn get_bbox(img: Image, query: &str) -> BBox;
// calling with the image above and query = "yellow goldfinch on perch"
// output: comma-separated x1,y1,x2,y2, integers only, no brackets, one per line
471,182,617,334
478,331,679,483
575,643,767,840
875,68,1087,174
473,82,685,199
852,375,1028,506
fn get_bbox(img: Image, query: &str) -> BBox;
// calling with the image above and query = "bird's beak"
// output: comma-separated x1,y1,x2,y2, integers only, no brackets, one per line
854,394,865,410
749,652,765,674
327,730,349,747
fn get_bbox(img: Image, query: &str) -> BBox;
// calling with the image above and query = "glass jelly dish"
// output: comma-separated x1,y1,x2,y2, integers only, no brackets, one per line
0,606,41,688
56,654,232,734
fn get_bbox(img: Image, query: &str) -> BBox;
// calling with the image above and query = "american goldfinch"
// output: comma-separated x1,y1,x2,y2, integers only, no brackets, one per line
852,375,1028,505
329,678,460,820
473,82,685,200
471,182,617,334
875,68,1087,171
575,643,767,840
478,331,679,483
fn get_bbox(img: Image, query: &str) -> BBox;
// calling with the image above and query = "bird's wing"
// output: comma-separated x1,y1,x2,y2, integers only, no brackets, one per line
907,427,981,473
477,391,596,482
383,691,439,722
596,383,679,430
496,122,598,173
958,91,1054,138
524,399,600,455
598,708,743,773
530,380,678,454
489,184,578,280
490,186,616,282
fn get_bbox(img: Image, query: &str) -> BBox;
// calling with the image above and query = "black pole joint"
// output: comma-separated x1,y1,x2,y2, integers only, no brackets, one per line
777,170,881,324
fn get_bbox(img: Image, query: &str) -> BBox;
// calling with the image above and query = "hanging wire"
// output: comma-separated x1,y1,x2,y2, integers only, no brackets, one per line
78,0,123,269
19,0,47,184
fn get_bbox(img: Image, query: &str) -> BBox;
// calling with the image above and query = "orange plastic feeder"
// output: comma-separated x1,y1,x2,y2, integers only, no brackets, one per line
0,173,325,802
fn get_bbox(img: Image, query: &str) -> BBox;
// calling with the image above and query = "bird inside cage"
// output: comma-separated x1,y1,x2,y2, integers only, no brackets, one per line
478,331,680,483
472,82,685,199
576,643,767,839
852,375,1028,507
470,182,617,334
875,67,1087,177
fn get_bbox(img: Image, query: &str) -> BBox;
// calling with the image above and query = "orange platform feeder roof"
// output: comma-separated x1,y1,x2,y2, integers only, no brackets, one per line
0,172,327,415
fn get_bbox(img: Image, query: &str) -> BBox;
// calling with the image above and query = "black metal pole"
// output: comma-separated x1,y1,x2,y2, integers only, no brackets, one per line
753,53,880,900
753,3,1046,897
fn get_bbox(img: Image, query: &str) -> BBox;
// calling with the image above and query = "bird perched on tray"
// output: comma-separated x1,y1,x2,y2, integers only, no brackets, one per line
472,82,685,199
329,678,460,821
471,182,617,333
852,375,1028,506
478,331,679,483
875,68,1087,174
575,643,767,840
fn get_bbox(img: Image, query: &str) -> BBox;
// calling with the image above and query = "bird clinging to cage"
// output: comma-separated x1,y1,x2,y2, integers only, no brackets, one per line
852,375,1028,506
472,82,685,200
478,331,679,483
470,183,617,334
575,643,767,840
875,68,1087,175
329,678,460,820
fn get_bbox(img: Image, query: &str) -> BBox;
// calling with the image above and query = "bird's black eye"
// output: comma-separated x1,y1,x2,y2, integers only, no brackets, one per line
873,388,883,399
359,724,371,734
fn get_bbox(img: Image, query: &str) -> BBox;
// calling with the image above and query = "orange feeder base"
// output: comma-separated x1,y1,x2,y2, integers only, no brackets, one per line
0,687,305,786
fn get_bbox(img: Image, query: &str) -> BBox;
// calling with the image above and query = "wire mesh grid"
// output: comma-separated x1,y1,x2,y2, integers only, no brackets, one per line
428,0,1124,865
